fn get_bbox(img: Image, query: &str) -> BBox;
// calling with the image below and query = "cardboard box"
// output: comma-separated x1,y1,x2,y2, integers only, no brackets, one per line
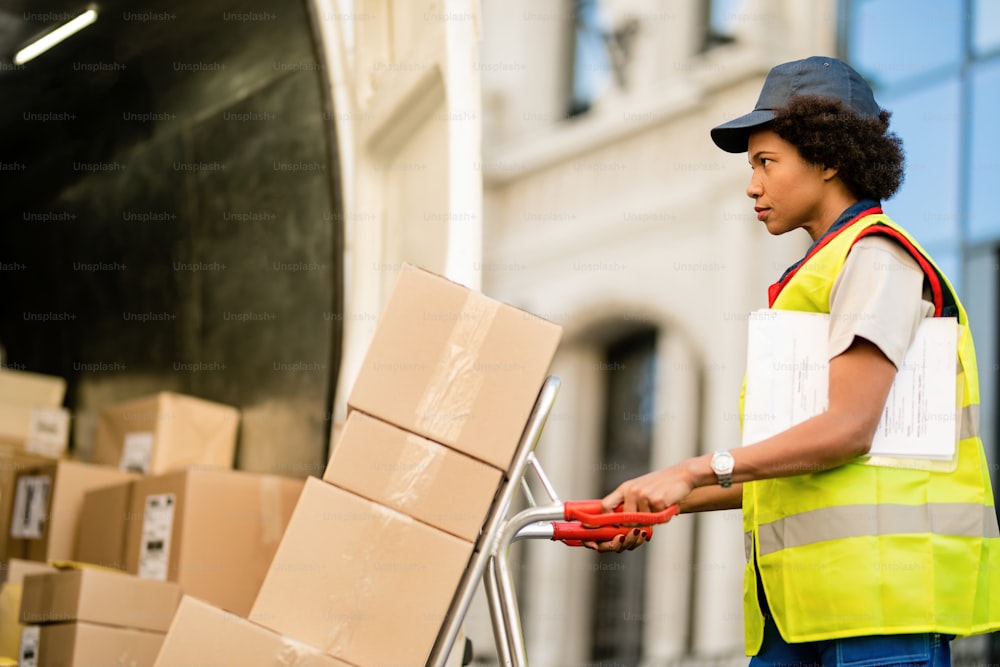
20,568,182,632
250,478,473,667
74,481,132,570
0,562,56,660
347,264,561,471
0,559,56,586
5,460,139,563
0,370,65,408
125,467,304,617
0,450,59,561
0,405,70,457
324,411,502,542
93,392,239,474
155,596,353,667
18,622,163,667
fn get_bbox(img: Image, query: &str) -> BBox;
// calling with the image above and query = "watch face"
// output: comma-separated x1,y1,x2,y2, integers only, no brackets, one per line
712,452,734,473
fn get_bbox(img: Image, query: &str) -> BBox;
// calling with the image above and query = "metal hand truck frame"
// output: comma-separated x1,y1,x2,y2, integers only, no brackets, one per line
427,376,677,667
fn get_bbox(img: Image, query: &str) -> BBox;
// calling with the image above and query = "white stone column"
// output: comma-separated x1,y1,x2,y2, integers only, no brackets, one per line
641,327,700,663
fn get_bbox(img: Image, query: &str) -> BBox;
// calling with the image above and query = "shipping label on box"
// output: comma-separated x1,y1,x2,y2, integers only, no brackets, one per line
347,264,562,471
138,493,175,581
9,476,50,539
18,625,39,667
121,432,155,473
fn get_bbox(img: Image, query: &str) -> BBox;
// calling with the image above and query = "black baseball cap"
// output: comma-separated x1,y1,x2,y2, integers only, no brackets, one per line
710,56,880,153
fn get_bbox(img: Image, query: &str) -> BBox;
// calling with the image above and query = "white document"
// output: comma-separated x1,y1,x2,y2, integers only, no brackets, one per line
741,310,958,462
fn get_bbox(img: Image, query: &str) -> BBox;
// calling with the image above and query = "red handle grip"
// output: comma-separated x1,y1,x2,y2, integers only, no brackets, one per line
563,500,679,527
551,522,652,547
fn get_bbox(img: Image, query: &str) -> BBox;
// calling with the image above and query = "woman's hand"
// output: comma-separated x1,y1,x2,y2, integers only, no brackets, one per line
583,464,695,553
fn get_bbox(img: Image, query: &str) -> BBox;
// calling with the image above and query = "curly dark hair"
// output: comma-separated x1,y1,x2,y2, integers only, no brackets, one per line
768,95,905,201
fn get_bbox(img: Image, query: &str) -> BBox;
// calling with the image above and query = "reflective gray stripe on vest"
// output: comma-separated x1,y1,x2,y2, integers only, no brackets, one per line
753,503,1000,557
961,403,980,441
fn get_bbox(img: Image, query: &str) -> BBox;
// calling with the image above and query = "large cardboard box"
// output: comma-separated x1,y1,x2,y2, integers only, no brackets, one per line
93,392,239,474
20,568,182,632
73,481,132,570
125,467,304,616
0,449,59,560
18,622,163,667
347,264,562,471
5,460,139,563
250,478,473,667
155,596,353,667
324,411,502,542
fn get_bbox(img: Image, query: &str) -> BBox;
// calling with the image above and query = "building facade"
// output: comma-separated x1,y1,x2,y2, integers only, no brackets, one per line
471,0,1000,664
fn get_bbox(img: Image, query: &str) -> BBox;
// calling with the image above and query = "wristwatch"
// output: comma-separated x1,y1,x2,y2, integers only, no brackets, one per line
710,450,735,488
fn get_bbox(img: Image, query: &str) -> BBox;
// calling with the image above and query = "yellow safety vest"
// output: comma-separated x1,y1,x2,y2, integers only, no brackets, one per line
742,208,1000,654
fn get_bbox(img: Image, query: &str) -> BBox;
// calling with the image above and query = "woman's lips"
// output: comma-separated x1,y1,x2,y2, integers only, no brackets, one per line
755,207,770,221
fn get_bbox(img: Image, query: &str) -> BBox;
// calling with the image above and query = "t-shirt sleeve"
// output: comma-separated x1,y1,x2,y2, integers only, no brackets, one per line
828,235,935,369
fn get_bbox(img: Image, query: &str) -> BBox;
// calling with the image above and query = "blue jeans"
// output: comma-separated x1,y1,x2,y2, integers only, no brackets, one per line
749,610,952,667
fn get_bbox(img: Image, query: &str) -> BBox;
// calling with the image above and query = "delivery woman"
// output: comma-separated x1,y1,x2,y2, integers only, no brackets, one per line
589,56,1000,666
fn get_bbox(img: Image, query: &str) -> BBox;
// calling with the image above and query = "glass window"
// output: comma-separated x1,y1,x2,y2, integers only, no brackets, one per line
590,328,656,666
880,76,962,248
968,58,1000,242
974,0,1000,55
849,0,963,88
568,0,613,117
703,0,744,50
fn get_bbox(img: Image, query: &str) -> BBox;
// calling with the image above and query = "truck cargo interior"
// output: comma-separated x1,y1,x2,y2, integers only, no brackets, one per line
0,0,344,476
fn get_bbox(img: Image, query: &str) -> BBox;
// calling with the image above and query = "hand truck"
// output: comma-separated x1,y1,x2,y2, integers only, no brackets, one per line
426,376,679,667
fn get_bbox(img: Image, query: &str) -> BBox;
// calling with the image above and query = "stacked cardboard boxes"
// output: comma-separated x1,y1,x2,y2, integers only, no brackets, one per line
155,264,562,666
0,560,57,662
17,567,182,667
0,370,72,562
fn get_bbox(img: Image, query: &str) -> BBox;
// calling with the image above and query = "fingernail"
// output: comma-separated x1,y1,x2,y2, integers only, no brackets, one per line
632,529,640,537
616,535,624,543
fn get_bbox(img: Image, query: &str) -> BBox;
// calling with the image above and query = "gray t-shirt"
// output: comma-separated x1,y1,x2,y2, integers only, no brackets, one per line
828,235,935,369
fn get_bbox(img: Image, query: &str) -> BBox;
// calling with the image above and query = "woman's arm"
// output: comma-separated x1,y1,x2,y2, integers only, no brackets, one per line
678,484,743,513
586,336,897,552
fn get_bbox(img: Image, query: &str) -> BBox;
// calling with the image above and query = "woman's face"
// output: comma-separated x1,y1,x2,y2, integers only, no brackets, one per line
746,129,840,241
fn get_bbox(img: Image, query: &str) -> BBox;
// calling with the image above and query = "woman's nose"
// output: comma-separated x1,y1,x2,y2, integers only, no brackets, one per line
746,174,762,199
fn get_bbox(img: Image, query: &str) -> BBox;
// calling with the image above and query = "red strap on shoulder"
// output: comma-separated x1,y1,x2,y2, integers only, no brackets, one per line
852,225,944,317
768,206,883,307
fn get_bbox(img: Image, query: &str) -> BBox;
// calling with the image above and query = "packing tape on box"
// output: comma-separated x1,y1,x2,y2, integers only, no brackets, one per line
415,293,499,444
386,434,445,508
277,636,327,666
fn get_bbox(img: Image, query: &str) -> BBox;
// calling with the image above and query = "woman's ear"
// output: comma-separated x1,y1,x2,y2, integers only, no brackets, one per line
821,165,839,181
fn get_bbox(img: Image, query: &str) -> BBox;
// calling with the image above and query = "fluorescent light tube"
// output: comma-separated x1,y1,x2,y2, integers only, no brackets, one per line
14,8,98,65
